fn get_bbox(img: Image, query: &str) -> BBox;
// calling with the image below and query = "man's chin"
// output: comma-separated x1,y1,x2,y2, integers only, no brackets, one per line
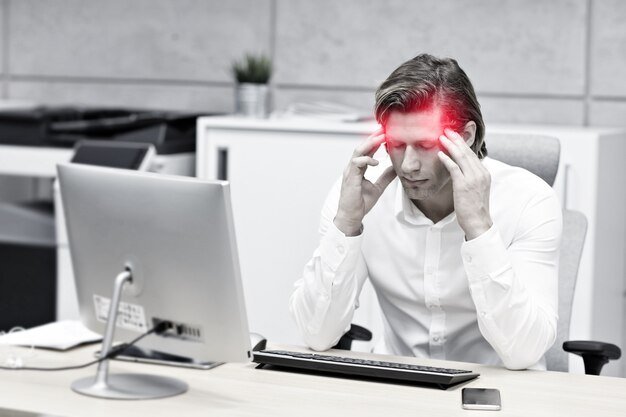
402,187,433,200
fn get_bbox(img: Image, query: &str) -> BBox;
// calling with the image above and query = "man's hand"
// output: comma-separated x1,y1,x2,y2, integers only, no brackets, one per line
334,128,397,236
437,128,493,240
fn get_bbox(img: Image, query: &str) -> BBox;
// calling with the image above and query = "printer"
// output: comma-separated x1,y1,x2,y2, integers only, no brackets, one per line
0,106,199,153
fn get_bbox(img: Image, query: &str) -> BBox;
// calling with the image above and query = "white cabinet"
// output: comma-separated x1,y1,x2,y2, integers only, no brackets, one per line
197,118,382,350
197,117,626,376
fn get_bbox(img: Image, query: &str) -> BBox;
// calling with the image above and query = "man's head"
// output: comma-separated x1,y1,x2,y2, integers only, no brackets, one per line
375,54,486,158
374,54,485,202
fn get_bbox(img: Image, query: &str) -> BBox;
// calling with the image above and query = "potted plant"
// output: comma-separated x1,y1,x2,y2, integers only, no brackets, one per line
232,54,272,118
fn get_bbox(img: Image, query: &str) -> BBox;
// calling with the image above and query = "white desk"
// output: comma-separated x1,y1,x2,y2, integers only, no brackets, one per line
1,344,625,416
0,145,72,177
0,144,195,178
196,116,626,377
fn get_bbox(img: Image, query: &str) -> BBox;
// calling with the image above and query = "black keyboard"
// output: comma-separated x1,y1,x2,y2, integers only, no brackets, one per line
252,350,479,389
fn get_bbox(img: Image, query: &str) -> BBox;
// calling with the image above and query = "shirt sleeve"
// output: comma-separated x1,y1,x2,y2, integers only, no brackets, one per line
461,187,562,370
289,178,369,351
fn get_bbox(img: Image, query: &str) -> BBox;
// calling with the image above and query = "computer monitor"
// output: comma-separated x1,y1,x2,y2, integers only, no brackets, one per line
56,163,252,400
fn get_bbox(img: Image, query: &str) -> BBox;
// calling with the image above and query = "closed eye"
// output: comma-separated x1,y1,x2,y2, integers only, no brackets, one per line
386,139,437,151
386,140,406,150
418,140,437,150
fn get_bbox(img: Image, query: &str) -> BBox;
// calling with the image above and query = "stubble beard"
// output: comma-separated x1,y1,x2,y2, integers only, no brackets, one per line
401,175,451,203
403,184,436,201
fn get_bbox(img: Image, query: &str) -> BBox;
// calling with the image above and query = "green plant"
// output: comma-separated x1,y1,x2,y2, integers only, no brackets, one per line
232,54,272,84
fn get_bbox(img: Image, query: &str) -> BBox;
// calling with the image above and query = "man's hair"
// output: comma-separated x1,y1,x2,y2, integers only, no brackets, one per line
374,54,487,158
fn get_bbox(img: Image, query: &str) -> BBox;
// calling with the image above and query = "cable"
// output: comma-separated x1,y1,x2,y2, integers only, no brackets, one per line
0,321,171,371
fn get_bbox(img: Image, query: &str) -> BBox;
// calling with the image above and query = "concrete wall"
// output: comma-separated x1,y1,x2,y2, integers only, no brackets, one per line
0,0,624,127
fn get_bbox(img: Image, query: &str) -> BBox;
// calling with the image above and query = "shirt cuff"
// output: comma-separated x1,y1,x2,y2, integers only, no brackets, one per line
320,220,363,273
460,224,512,283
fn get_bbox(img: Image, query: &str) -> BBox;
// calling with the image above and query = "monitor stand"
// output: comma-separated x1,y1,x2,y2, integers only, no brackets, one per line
71,269,188,400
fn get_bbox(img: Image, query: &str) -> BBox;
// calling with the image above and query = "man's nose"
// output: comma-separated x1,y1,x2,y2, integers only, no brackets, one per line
401,146,422,173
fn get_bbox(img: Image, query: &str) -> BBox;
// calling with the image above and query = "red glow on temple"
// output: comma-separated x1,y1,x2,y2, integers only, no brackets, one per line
383,104,459,153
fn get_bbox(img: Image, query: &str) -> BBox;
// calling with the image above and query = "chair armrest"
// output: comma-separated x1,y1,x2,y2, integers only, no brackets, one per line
563,340,621,375
332,324,373,350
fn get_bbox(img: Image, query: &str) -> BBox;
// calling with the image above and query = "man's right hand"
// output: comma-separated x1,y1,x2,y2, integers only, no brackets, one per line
334,128,397,236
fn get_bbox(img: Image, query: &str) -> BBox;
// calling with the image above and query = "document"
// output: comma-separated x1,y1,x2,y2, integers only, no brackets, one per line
0,320,101,350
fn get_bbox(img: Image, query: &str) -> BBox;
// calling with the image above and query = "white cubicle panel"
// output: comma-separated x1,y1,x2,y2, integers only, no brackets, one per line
197,117,626,376
198,119,384,351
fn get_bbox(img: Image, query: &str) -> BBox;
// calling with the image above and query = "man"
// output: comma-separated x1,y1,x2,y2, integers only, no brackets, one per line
289,54,562,370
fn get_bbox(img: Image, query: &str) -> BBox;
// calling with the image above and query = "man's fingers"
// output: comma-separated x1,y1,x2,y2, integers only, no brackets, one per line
437,151,463,181
374,166,397,191
363,126,385,157
354,130,385,157
443,128,477,160
351,156,379,169
438,134,476,176
443,128,464,142
438,135,464,163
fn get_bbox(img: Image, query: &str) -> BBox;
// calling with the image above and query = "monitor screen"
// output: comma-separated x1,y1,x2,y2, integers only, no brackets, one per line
70,140,154,170
57,163,252,399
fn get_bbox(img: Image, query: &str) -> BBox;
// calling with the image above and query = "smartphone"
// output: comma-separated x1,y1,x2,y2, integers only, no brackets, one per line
461,388,501,411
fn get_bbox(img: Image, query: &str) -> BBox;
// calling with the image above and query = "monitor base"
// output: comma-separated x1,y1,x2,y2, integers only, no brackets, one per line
72,373,188,400
71,270,188,400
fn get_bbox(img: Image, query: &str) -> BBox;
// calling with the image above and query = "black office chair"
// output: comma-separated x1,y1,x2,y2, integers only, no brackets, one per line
334,133,621,376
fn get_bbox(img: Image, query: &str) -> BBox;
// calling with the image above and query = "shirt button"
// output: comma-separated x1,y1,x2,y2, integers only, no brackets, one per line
480,311,487,317
432,336,440,342
466,255,473,263
337,245,345,254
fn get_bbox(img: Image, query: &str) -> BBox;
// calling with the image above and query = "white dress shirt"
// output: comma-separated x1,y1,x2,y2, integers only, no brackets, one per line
289,157,562,370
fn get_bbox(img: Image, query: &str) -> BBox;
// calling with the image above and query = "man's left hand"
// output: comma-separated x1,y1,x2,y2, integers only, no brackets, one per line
437,128,493,240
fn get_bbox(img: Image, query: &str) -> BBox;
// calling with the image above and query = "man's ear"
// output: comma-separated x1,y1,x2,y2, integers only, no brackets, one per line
462,121,477,148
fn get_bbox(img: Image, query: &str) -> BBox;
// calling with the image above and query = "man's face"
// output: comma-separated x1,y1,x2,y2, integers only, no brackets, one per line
384,107,452,202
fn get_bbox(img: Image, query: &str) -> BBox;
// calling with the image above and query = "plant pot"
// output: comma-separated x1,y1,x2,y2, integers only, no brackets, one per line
235,83,269,118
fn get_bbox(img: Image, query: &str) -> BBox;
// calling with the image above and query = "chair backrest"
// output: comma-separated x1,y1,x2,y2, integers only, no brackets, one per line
545,210,587,372
486,133,585,372
487,133,560,186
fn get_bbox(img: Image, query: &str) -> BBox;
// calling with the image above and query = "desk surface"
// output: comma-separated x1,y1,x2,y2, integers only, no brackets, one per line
1,344,625,417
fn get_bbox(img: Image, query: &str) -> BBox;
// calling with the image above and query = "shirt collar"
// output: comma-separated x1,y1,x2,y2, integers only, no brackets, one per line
394,180,456,227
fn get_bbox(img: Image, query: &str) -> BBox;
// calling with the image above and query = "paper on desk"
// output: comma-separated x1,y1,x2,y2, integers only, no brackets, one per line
0,320,101,350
